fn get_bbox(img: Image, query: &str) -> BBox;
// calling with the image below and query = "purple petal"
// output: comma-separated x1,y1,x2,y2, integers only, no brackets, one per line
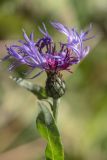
39,23,51,39
51,21,70,36
30,32,34,41
22,29,31,43
82,46,90,58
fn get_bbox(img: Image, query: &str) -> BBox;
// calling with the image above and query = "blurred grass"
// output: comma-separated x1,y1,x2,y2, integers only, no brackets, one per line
0,0,107,160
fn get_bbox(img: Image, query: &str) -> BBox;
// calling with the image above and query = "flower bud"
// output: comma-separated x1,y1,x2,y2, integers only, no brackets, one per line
45,72,65,99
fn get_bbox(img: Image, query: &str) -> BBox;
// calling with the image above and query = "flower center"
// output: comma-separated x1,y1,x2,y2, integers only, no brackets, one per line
47,58,57,69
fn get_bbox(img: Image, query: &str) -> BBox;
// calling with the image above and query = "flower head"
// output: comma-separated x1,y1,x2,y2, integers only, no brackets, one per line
2,22,94,78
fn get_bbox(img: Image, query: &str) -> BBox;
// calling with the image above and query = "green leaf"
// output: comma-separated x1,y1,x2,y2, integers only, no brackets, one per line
36,102,64,160
10,77,48,99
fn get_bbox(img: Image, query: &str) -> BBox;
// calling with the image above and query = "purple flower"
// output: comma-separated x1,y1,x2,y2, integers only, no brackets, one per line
51,22,94,62
2,22,94,78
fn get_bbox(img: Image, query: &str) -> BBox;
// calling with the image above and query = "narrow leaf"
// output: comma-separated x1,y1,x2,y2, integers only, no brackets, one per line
36,102,64,160
10,76,48,99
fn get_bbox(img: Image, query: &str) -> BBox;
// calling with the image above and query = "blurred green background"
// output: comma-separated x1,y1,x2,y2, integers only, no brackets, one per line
0,0,107,159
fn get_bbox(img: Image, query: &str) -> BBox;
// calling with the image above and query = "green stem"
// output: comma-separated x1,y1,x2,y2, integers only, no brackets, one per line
52,99,60,121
